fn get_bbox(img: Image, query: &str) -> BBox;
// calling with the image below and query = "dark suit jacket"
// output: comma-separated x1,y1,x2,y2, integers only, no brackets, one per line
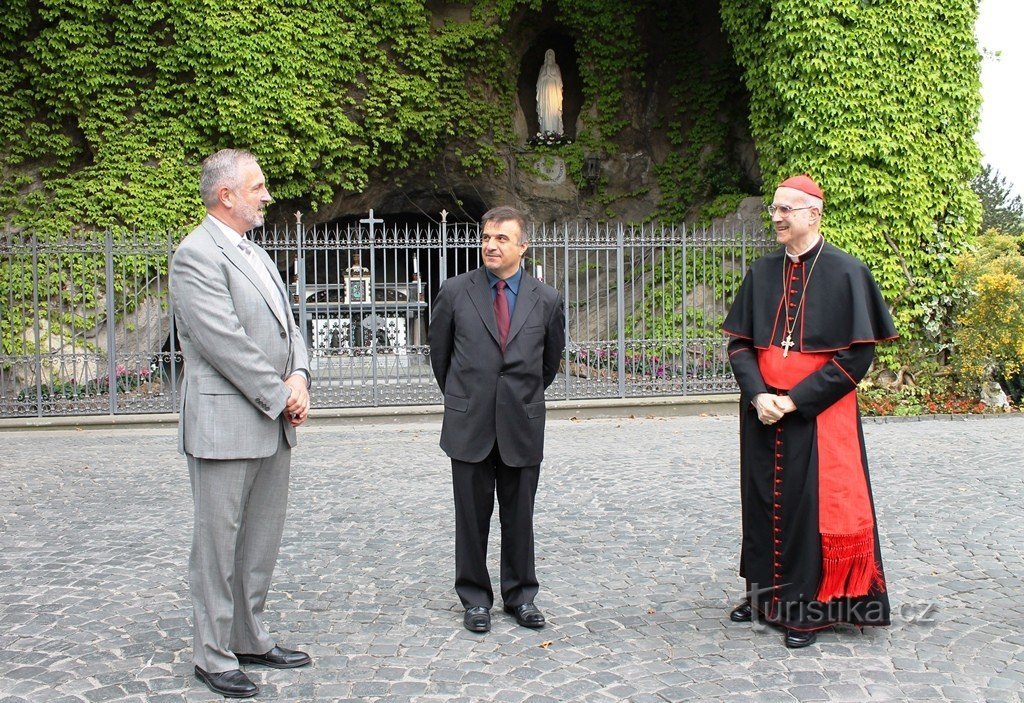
429,267,566,467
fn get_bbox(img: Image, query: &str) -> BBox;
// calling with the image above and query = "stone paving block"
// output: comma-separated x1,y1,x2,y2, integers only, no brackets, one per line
978,692,1022,703
987,675,1024,691
140,675,183,694
81,686,127,703
904,684,952,700
789,685,829,701
744,691,800,702
861,683,907,701
938,685,986,702
822,683,870,700
2,686,43,701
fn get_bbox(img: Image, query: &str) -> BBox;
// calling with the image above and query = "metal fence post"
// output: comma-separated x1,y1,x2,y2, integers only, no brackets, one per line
562,221,570,398
360,209,384,406
616,222,626,398
296,211,308,347
167,230,180,412
439,209,448,285
681,222,689,395
104,230,118,414
31,235,43,417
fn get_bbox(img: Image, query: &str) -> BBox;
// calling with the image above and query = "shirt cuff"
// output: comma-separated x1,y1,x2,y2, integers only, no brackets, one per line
289,369,311,388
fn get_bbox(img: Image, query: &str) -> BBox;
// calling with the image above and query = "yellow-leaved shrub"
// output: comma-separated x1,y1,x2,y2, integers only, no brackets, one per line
952,230,1024,395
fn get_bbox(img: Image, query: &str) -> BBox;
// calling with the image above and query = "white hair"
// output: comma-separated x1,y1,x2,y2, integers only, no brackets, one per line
199,149,258,208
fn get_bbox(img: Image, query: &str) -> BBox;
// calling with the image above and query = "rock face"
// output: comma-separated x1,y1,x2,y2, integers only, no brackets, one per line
284,3,759,230
5,290,170,403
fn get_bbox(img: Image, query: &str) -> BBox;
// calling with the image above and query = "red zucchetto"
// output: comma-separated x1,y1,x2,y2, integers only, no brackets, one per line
778,174,824,201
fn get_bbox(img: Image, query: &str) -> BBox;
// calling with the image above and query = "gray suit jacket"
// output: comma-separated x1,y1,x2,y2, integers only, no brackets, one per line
169,216,309,459
429,267,565,466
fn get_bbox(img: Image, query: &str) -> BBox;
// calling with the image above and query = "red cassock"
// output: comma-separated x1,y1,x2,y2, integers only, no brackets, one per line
722,237,898,631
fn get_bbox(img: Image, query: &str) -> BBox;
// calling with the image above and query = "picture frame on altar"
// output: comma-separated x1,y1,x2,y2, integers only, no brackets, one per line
345,275,371,303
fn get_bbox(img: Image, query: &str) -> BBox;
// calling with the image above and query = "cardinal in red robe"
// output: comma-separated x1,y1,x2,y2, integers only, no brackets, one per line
722,175,897,648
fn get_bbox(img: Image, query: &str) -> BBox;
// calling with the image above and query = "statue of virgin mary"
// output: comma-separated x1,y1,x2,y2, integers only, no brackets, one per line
536,49,564,135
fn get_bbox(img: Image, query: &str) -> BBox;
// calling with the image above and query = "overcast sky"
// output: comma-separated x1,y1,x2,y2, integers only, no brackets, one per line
976,0,1023,199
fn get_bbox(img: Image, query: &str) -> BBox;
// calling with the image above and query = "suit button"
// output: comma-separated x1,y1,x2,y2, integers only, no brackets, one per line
280,331,287,338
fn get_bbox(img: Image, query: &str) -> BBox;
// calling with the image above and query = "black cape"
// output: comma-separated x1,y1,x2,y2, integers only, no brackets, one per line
723,239,897,352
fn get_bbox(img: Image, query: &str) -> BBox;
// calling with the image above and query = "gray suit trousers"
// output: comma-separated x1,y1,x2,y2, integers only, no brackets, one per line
187,433,291,673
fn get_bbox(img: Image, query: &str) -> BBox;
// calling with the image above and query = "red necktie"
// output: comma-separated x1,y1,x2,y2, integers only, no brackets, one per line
494,280,510,352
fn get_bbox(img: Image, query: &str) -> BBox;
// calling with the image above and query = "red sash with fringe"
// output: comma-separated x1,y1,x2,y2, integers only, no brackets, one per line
758,345,883,602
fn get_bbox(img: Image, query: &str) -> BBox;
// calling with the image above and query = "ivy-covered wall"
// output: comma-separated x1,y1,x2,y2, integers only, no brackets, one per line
0,0,528,234
1,0,983,345
1,0,755,230
720,0,982,338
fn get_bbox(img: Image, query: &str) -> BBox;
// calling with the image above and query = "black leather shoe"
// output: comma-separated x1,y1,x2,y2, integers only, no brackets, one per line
194,667,259,698
784,629,817,648
504,602,545,628
464,606,491,632
729,602,753,622
235,645,312,669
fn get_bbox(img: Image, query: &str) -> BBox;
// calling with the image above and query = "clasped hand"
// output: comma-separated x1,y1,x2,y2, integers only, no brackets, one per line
284,374,310,427
752,393,796,425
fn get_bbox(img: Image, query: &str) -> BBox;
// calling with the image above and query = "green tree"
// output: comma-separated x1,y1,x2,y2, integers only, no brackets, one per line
972,164,1024,236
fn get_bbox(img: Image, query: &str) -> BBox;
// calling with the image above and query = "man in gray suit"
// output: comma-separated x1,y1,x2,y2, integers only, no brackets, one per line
170,149,312,698
429,206,566,633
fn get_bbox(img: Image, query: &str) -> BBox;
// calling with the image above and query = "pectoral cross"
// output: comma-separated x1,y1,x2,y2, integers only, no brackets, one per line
781,335,795,358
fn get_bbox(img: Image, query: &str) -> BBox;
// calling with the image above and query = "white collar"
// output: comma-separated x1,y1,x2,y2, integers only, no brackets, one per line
208,214,246,247
786,234,822,262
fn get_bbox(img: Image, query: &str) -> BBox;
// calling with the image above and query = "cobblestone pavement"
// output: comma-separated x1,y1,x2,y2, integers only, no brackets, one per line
1,413,1022,703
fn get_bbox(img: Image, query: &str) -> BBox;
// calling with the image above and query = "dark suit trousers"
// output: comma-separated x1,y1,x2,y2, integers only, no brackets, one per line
451,444,540,609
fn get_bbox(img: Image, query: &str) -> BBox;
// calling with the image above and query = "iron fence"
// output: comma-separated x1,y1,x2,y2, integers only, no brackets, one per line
0,214,774,418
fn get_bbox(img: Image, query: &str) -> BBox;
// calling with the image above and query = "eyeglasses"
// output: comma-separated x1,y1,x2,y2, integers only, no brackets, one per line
767,204,813,217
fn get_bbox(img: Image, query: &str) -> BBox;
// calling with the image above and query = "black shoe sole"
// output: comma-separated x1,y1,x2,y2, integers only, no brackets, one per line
235,654,311,669
195,671,259,698
784,632,818,649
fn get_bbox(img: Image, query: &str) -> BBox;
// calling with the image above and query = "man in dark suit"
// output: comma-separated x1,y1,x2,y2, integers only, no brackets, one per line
428,206,566,633
170,149,312,698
